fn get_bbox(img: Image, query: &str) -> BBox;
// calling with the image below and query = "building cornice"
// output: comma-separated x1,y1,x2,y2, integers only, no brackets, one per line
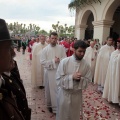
76,24,88,29
92,20,114,27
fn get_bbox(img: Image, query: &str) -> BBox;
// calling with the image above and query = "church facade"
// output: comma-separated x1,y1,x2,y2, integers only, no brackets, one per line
75,0,120,44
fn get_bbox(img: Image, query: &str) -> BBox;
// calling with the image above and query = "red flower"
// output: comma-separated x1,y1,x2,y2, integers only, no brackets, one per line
41,110,45,113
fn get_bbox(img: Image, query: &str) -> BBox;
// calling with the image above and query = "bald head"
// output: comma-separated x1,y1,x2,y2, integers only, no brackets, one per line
90,41,95,48
39,35,46,44
46,37,50,44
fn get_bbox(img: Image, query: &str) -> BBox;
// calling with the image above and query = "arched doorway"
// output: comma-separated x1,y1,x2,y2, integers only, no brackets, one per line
102,0,120,45
109,5,120,48
110,6,120,40
78,8,96,40
85,13,94,40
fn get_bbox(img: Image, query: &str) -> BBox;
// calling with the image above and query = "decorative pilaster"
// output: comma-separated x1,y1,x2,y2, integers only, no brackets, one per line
75,24,88,40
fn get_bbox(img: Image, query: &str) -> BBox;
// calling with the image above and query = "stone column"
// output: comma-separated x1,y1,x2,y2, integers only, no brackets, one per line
75,24,88,40
93,20,114,44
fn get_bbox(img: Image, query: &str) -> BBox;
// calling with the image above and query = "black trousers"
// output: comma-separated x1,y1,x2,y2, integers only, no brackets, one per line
22,49,26,54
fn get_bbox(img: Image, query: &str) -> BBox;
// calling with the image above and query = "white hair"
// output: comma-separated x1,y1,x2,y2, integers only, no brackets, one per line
90,41,94,44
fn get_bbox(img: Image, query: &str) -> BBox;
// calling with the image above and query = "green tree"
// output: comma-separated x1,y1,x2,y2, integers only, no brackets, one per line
35,26,41,35
52,21,75,37
39,29,48,36
9,23,13,31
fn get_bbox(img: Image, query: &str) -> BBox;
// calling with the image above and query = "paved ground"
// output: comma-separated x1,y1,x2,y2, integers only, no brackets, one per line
15,49,120,120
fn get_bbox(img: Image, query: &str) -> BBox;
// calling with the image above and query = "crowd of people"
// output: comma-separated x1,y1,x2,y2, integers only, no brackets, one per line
0,18,120,120
30,31,120,119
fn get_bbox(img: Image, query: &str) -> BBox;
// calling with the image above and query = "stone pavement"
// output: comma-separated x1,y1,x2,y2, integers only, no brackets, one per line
15,49,120,120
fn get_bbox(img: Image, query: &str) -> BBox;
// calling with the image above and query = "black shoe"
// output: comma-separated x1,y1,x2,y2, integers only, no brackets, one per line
48,107,53,113
39,86,44,89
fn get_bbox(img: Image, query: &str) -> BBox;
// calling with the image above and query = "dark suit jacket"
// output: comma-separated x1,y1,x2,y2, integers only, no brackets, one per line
0,88,25,120
1,60,31,120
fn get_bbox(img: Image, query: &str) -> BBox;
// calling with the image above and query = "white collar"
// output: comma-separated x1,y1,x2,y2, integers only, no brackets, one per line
4,72,11,76
71,55,83,63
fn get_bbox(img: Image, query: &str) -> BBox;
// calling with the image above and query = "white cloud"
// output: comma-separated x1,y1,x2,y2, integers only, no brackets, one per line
1,0,75,31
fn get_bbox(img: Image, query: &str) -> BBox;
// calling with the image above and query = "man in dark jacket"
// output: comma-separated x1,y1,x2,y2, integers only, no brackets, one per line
2,55,31,120
0,19,29,120
17,39,21,52
22,38,27,54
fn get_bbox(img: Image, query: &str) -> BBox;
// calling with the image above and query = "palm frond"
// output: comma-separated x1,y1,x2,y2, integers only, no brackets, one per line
68,0,101,10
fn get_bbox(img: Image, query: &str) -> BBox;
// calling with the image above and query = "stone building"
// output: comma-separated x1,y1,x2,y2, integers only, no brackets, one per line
74,0,120,43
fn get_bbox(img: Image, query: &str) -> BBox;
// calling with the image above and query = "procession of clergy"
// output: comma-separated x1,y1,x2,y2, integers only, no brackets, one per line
30,33,120,120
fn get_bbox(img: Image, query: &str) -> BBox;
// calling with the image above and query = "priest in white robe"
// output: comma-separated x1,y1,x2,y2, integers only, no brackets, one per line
32,37,40,55
94,39,101,50
94,37,115,92
84,41,98,79
56,40,92,120
103,39,120,105
31,35,47,88
40,32,66,113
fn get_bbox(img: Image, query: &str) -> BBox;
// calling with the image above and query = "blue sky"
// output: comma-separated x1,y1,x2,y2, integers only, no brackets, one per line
0,0,75,31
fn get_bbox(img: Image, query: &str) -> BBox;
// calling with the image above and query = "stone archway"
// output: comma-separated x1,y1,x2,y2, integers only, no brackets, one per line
92,0,120,44
79,6,97,25
76,6,97,40
85,12,94,39
110,6,120,38
103,0,120,20
102,0,120,42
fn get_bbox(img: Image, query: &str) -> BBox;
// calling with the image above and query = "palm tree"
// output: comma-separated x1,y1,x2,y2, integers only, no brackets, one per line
52,24,57,32
49,30,53,34
52,22,75,37
35,26,40,35
68,0,101,10
39,29,48,35
9,23,13,31
67,25,75,37
29,24,32,31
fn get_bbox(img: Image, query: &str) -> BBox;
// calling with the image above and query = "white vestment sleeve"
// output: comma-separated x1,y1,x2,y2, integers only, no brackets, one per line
56,60,73,89
85,64,92,82
60,47,67,61
79,64,92,89
40,49,56,70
